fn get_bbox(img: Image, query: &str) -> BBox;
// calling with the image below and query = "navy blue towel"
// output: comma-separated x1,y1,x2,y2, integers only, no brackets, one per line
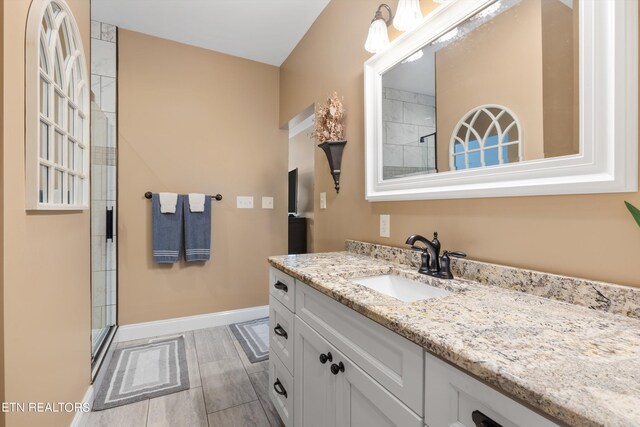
152,194,184,263
183,196,211,262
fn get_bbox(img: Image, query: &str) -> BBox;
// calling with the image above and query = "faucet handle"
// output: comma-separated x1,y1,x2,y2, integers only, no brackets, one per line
446,251,466,258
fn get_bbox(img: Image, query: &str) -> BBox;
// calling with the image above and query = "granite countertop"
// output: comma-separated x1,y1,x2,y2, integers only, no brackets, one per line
268,251,640,427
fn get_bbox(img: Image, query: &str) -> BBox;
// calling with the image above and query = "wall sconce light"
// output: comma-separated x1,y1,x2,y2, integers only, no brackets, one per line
394,0,423,32
364,4,393,54
318,140,347,193
364,2,424,53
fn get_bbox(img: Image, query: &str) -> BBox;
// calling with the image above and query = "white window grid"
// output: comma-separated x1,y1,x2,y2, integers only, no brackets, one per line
27,0,89,210
449,104,522,171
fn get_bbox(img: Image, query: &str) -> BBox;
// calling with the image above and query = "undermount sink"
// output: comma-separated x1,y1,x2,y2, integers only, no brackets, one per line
351,274,451,303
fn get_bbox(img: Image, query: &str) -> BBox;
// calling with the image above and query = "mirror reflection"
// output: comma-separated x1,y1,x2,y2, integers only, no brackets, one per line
381,0,578,180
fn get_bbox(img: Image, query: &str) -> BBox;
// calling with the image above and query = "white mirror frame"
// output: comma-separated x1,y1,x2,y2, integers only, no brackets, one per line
364,0,638,201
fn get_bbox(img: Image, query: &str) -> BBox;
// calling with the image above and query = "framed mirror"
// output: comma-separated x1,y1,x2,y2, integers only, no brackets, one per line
364,0,637,201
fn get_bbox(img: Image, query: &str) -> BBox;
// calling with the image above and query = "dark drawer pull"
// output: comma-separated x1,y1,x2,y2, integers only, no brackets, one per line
274,281,288,292
330,361,345,375
273,324,288,339
319,352,333,364
472,410,502,427
273,379,287,398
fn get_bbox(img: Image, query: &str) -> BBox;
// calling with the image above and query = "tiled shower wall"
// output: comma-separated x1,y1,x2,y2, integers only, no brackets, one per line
90,20,117,338
382,87,437,179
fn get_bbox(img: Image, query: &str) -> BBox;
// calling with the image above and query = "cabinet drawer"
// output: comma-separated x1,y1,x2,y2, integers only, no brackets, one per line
269,349,294,427
269,296,295,375
270,267,296,312
425,352,560,427
296,281,424,416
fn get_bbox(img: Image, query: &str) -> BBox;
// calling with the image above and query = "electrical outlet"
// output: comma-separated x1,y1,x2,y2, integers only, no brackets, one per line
262,196,274,209
236,196,254,209
380,214,390,238
320,192,327,209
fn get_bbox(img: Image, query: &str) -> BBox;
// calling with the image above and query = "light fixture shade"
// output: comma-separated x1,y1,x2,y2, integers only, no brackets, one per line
364,18,390,53
393,0,422,32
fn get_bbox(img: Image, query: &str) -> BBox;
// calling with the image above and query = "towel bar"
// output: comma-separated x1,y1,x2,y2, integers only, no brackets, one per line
144,192,222,201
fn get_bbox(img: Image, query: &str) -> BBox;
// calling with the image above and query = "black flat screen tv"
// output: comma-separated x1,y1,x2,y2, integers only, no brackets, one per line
288,168,298,216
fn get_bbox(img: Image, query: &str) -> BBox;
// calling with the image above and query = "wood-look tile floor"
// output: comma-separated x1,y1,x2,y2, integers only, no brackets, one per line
83,326,284,427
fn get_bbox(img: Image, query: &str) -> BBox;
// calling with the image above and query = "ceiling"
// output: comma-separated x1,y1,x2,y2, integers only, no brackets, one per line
91,0,331,66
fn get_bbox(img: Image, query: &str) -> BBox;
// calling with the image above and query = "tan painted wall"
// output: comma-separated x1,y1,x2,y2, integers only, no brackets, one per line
435,0,545,172
541,0,576,158
0,0,5,425
118,30,287,325
289,127,315,252
3,0,91,426
280,0,640,288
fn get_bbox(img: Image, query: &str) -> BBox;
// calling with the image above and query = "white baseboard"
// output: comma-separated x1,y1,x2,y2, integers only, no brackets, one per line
70,385,94,427
116,305,269,342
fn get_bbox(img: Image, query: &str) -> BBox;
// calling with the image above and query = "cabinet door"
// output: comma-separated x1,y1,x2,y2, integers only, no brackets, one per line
335,351,423,427
294,317,337,427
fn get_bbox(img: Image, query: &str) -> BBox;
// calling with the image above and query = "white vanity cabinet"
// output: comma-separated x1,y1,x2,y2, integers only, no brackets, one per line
268,267,296,427
268,267,561,427
269,267,423,427
295,317,422,427
424,352,560,427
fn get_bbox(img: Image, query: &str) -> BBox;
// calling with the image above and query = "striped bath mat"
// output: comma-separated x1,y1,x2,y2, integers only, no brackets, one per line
229,317,269,363
93,337,190,410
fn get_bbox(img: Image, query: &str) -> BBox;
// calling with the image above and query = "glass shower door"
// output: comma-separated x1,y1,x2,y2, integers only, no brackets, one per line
90,100,117,369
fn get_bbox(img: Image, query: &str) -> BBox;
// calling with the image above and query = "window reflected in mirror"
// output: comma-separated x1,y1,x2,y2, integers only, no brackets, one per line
381,0,578,180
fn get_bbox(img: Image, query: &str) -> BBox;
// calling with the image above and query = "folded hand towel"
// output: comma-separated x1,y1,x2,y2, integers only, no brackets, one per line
159,192,178,213
188,193,206,213
152,194,184,264
183,195,211,262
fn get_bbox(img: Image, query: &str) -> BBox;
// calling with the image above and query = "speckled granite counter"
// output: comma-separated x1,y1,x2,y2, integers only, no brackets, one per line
268,248,640,427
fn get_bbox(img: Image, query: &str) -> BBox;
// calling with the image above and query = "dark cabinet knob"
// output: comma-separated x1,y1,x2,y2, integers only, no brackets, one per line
472,410,502,427
273,324,288,339
274,281,288,292
319,352,333,364
330,362,345,375
273,379,287,398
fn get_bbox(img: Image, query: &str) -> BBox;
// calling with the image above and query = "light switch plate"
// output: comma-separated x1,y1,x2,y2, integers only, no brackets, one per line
320,192,327,209
380,214,390,238
262,196,274,209
237,196,254,209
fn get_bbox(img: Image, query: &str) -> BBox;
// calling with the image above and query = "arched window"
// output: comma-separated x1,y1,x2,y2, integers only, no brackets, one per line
26,0,89,210
449,105,522,171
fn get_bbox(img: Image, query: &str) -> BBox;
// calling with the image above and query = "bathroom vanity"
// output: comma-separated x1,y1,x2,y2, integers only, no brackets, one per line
267,241,640,427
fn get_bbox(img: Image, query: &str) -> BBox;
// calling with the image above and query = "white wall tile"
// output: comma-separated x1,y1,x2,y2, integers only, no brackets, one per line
91,165,102,200
92,200,106,236
104,112,117,148
385,87,417,103
403,145,427,168
91,39,116,77
382,99,403,122
101,23,116,42
404,102,431,126
91,20,101,39
106,166,116,200
417,93,436,107
92,271,106,307
100,76,116,113
383,144,404,167
106,270,117,306
92,236,105,272
385,122,419,145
